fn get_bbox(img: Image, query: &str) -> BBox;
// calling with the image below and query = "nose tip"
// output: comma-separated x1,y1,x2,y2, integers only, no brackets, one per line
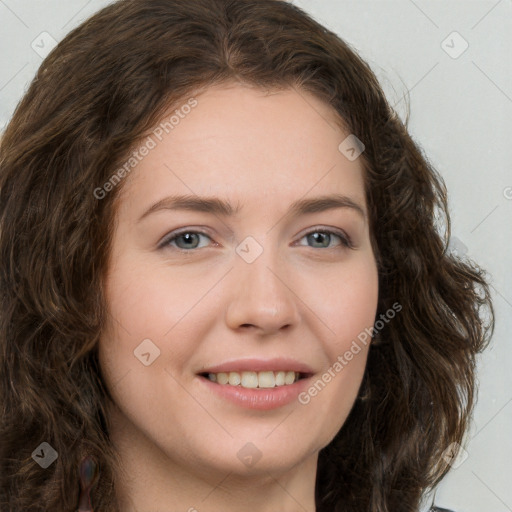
225,261,300,335
267,306,279,317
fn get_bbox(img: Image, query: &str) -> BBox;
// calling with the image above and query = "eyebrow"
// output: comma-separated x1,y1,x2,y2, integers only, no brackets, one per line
138,193,366,222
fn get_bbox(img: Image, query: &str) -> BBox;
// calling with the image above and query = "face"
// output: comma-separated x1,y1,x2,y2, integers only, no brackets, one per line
99,83,379,482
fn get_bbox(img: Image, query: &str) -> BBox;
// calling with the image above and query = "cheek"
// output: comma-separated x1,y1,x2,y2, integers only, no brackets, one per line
98,256,219,390
296,254,378,430
104,259,176,334
336,262,378,351
302,253,379,357
98,260,174,388
104,251,226,333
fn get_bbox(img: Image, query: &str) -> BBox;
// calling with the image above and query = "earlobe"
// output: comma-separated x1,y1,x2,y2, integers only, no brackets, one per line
77,455,99,512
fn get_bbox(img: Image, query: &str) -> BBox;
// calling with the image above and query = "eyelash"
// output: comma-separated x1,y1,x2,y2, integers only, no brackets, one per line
158,227,354,252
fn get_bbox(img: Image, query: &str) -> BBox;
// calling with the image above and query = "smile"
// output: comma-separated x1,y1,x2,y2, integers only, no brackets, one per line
203,370,303,388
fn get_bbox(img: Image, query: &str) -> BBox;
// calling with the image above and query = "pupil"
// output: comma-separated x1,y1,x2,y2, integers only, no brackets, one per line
310,232,328,247
181,233,197,247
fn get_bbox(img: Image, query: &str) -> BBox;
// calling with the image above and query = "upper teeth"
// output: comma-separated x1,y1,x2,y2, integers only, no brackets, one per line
207,371,299,388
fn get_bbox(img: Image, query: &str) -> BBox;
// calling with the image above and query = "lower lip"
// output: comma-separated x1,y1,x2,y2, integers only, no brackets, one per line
197,375,311,410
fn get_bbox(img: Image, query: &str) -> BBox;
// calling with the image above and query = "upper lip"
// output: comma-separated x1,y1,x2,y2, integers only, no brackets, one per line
197,357,315,376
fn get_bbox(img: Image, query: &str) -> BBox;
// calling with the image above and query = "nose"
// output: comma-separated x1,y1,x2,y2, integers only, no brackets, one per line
224,246,300,335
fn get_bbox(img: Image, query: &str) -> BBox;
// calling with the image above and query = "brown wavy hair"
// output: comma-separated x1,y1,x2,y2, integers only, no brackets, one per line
0,0,494,510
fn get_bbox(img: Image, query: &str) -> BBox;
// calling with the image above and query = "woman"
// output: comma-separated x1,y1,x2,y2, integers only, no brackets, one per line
0,0,494,511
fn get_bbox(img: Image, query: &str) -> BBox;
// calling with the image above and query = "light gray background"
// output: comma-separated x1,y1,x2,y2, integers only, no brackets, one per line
1,1,511,511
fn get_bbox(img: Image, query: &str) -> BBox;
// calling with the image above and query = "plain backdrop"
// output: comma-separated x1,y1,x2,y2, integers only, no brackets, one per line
1,1,511,511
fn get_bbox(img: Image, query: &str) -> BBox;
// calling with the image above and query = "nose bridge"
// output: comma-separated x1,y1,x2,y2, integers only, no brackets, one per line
225,235,299,332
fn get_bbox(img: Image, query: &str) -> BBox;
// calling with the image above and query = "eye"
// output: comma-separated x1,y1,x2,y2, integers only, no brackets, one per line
296,228,353,250
158,227,354,252
159,230,213,251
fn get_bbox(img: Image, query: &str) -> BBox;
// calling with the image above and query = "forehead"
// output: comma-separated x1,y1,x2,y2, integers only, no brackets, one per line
116,83,367,215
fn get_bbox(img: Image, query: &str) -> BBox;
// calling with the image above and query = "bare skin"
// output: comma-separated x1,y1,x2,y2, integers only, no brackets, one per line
98,82,379,512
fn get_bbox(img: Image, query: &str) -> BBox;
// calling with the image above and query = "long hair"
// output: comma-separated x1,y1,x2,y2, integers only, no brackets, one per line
0,0,494,510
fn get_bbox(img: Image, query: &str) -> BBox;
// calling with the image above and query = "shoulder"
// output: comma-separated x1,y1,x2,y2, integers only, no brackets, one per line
430,507,456,512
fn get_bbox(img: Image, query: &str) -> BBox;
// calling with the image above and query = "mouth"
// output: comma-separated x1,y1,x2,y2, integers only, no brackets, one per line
197,370,312,389
196,360,315,410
